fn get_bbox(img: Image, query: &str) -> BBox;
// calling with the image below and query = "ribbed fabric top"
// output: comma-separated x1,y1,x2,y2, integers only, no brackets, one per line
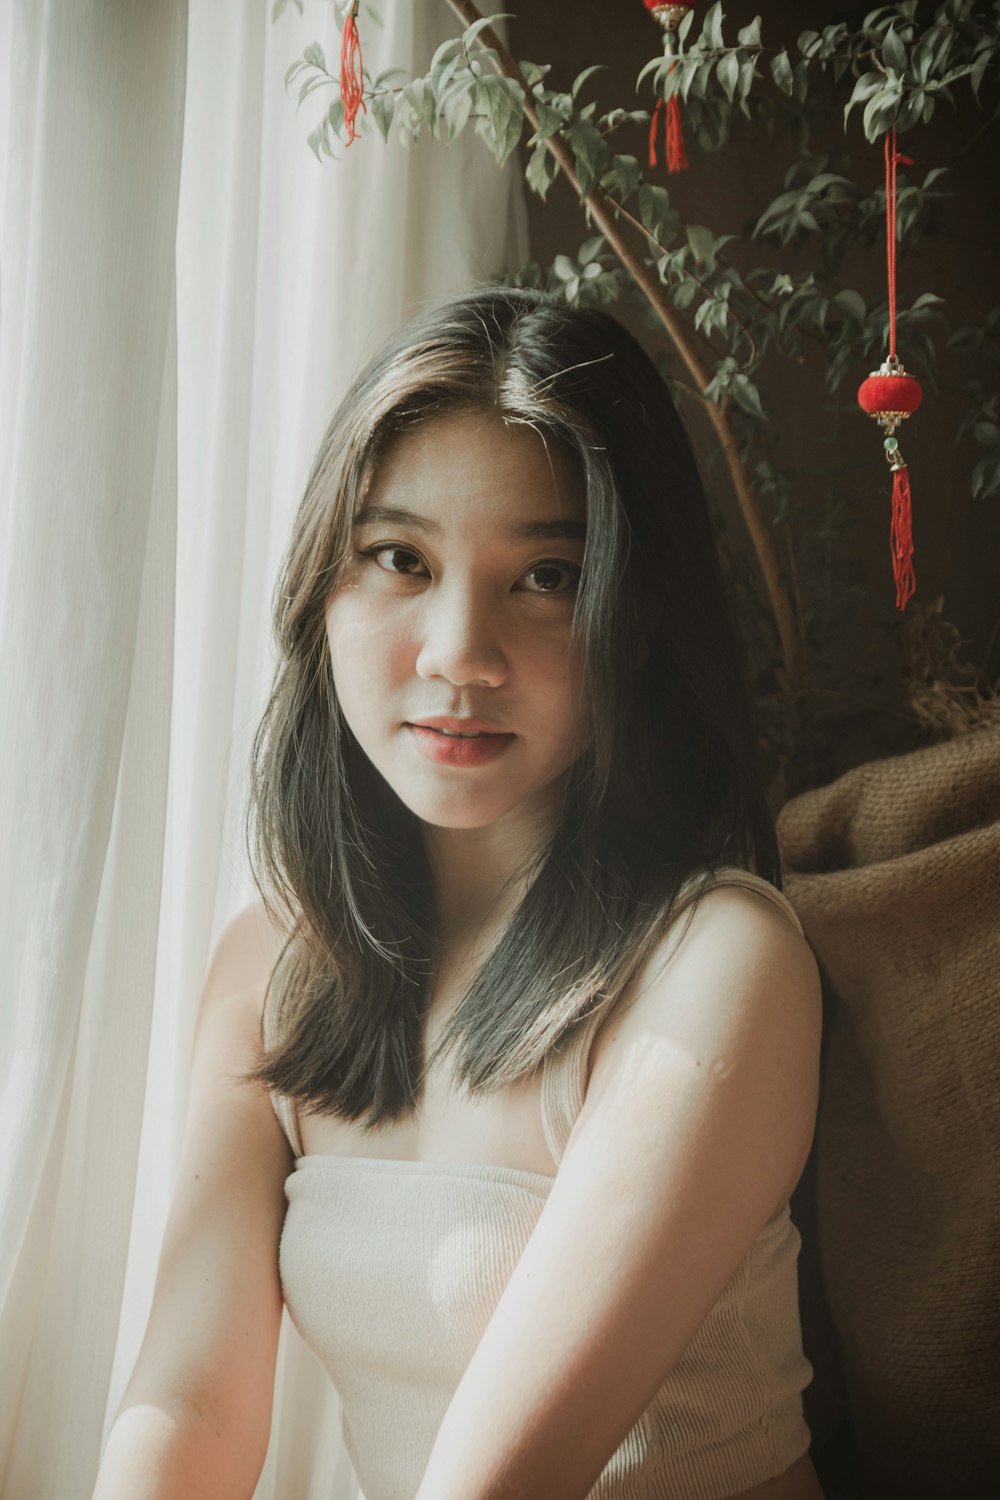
267,868,814,1500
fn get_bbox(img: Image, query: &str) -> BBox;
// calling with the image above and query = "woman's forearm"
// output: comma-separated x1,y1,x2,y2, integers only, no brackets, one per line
91,1393,264,1500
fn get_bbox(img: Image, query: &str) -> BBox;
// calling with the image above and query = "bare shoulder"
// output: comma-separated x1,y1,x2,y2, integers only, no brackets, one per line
589,880,822,1111
200,898,293,1024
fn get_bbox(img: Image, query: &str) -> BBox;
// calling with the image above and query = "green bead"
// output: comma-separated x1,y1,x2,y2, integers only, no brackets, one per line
884,436,899,451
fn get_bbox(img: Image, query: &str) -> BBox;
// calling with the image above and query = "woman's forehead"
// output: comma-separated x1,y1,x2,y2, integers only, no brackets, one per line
359,409,587,527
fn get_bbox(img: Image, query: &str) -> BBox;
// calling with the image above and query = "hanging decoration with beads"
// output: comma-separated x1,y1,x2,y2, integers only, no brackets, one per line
643,2,694,174
856,125,923,611
340,0,367,144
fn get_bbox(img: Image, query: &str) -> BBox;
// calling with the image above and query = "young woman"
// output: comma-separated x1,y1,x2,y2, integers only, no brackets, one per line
93,287,824,1500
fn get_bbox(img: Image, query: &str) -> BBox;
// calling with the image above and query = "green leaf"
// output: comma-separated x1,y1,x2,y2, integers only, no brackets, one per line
307,121,330,162
910,34,934,83
863,81,902,139
732,373,766,419
678,58,703,105
910,292,946,311
298,73,332,105
578,235,605,265
882,26,908,74
403,79,435,134
695,296,730,338
475,74,524,165
717,52,739,103
599,154,642,201
689,57,715,102
703,355,738,404
834,289,866,326
737,17,762,48
429,37,462,92
564,116,608,198
792,59,809,103
704,1,725,51
638,183,672,239
771,50,793,95
520,60,552,89
372,90,396,142
442,81,473,141
847,71,885,103
534,99,564,140
972,456,1000,499
303,41,326,71
462,13,513,49
571,64,605,100
525,138,558,197
686,223,715,267
636,54,664,92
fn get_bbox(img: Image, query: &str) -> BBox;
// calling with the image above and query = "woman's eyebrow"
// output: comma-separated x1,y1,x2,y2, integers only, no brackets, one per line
353,504,434,533
353,504,585,542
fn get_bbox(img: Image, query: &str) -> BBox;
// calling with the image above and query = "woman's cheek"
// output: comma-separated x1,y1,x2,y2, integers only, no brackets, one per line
524,622,581,690
328,588,417,691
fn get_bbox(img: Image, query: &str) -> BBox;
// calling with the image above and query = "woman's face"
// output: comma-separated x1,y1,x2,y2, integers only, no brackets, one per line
325,409,591,831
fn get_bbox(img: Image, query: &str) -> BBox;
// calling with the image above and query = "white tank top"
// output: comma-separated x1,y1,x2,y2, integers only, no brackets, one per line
266,867,814,1499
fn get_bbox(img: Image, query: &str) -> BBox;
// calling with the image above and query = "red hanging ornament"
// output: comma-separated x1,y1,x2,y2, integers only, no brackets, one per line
340,1,367,145
856,126,923,611
643,3,694,174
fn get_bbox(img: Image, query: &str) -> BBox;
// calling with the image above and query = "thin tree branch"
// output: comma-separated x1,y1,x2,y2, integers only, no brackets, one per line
603,195,760,372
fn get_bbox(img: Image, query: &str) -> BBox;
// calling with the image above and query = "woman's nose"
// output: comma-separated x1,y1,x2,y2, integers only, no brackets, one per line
414,583,507,689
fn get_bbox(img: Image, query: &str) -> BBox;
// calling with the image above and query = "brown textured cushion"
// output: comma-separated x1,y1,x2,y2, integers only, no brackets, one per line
778,724,1000,1496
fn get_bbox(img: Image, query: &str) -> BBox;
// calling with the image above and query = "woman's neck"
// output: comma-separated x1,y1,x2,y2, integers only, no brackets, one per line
421,788,561,949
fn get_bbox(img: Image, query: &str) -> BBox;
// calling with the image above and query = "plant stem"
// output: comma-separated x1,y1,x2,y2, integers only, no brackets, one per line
605,195,760,371
443,0,808,711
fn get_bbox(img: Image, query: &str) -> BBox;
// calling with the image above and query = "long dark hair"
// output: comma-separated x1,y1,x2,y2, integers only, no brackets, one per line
244,286,780,1128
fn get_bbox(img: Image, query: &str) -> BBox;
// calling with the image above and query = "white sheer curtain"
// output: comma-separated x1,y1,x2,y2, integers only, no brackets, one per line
0,2,528,1496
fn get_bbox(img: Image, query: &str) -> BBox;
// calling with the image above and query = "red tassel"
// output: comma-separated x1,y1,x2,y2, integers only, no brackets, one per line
890,464,916,611
649,63,687,174
648,97,664,167
340,4,366,144
665,93,687,173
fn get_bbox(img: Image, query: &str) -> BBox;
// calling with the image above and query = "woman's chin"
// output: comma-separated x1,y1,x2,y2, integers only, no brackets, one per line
412,800,516,832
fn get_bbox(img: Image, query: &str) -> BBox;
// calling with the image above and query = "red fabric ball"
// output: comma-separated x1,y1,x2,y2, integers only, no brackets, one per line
857,373,923,416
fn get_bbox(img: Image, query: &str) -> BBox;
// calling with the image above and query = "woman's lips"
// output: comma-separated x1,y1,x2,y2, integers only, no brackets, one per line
405,723,516,768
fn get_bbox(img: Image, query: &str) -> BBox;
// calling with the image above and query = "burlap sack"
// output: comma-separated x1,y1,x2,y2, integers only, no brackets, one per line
777,723,1000,1496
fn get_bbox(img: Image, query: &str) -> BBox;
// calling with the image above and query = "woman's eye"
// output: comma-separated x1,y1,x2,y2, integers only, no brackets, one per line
519,561,580,595
364,544,427,577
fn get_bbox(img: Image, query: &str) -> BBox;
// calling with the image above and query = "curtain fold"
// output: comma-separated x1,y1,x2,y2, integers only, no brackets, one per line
0,4,187,1495
0,2,529,1497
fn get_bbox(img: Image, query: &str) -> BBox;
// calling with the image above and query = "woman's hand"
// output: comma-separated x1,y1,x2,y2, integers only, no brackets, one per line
415,885,822,1500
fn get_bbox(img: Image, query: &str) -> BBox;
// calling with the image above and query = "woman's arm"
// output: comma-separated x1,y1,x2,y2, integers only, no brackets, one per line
91,904,292,1500
415,886,822,1500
